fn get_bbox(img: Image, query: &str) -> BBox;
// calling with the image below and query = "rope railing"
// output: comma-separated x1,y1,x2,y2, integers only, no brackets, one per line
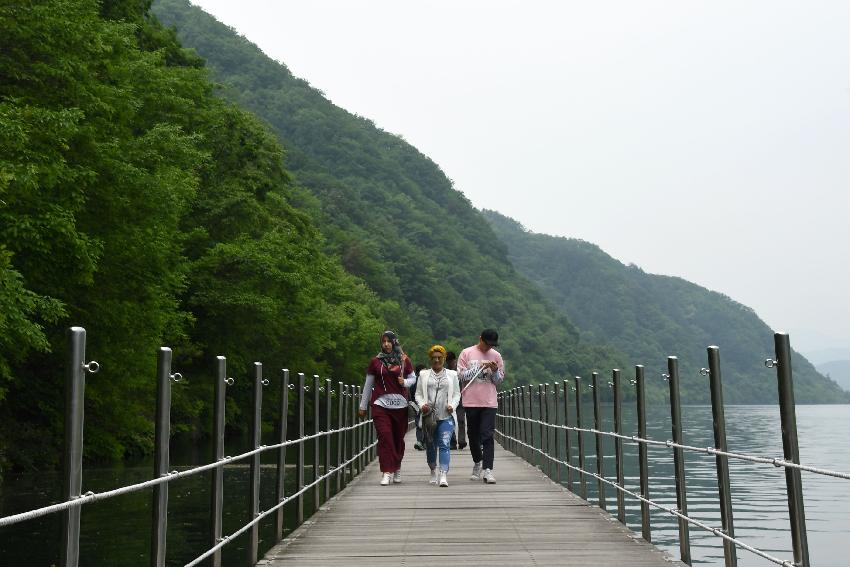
0,326,382,567
0,419,373,529
498,429,796,567
494,334,815,567
508,414,850,480
184,439,377,567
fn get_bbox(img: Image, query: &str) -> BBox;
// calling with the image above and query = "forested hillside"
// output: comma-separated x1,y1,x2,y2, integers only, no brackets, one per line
484,211,848,404
0,0,393,472
151,1,622,381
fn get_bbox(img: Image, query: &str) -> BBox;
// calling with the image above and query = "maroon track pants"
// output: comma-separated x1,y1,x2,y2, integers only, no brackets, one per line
372,405,408,473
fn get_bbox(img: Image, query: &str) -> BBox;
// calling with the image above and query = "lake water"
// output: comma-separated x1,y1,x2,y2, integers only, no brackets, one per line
1,405,848,566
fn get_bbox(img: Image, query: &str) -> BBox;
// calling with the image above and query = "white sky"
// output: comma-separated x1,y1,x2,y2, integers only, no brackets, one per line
190,0,850,354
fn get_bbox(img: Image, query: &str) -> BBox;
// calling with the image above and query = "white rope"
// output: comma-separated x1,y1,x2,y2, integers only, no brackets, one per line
498,429,796,567
183,439,377,567
0,420,373,528
505,413,850,480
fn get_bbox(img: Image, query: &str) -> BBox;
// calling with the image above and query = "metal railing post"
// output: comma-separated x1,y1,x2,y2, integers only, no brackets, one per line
553,382,561,484
296,372,305,525
151,347,173,567
544,383,552,478
356,385,365,472
563,380,573,491
275,369,289,542
635,365,651,543
519,386,528,461
612,369,625,524
248,362,263,565
336,381,344,490
325,378,332,502
61,327,88,567
707,346,737,567
668,357,691,564
592,371,606,510
773,333,810,567
351,385,359,476
313,375,321,511
210,357,227,566
575,376,586,499
537,384,545,469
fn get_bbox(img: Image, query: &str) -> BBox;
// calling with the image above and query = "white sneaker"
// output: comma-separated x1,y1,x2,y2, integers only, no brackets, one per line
439,471,449,487
429,469,438,484
380,472,392,486
393,471,402,484
470,461,482,480
483,468,496,484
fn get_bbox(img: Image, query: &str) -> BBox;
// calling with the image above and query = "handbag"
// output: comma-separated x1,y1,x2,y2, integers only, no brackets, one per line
421,370,442,440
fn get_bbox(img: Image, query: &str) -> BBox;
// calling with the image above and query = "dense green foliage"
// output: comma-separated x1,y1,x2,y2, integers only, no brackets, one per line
152,0,622,382
0,0,387,471
484,211,848,404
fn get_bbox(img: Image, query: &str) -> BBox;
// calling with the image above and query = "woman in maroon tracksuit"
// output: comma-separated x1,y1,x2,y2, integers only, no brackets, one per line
359,331,416,485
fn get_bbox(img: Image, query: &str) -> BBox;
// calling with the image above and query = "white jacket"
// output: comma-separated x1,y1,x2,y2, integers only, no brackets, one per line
415,368,461,431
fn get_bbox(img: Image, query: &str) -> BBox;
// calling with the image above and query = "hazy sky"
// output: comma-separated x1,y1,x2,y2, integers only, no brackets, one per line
191,1,850,354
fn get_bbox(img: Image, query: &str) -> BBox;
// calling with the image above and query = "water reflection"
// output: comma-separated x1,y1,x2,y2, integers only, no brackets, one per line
1,406,848,566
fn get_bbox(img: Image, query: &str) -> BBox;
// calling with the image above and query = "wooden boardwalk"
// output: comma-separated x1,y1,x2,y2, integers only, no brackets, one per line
260,431,683,566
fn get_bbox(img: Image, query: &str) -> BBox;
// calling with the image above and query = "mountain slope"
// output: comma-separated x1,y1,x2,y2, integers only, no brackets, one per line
484,211,847,404
152,0,623,384
816,360,850,392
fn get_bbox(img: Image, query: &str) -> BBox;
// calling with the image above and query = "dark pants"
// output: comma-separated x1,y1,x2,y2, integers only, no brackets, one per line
372,405,408,473
465,406,497,470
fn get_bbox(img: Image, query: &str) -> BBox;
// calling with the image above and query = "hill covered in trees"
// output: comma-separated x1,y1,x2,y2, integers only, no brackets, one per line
484,211,847,404
151,1,621,380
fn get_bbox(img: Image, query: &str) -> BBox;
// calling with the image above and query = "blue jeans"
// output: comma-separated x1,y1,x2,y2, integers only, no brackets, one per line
426,418,455,472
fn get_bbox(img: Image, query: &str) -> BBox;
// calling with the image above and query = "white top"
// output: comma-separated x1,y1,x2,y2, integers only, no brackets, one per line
415,368,460,428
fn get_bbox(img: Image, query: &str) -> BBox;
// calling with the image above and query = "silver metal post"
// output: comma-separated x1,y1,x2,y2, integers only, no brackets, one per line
544,383,552,478
575,376,586,499
313,375,321,511
356,385,364,473
563,380,573,492
707,346,737,567
773,333,810,567
275,369,289,542
297,372,305,524
151,347,172,567
553,382,561,484
248,362,263,565
351,385,359,476
592,371,606,510
325,378,332,502
61,327,87,567
635,365,651,543
537,384,545,471
668,357,690,563
336,381,344,490
519,386,528,461
210,357,227,566
612,369,625,524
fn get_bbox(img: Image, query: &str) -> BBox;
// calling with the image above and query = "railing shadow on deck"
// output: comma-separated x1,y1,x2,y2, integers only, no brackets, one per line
495,332,850,567
0,326,377,567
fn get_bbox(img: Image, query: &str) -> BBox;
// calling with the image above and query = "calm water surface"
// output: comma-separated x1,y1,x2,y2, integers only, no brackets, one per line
1,405,848,565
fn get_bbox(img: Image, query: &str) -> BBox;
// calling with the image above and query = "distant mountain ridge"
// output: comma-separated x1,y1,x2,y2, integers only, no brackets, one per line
816,360,850,392
152,0,623,386
152,0,844,403
483,211,847,404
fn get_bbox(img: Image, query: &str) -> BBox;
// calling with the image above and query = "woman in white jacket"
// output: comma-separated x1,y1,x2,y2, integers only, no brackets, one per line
416,345,460,487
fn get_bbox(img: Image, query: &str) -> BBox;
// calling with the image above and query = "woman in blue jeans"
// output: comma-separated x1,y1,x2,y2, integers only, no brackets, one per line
415,345,460,487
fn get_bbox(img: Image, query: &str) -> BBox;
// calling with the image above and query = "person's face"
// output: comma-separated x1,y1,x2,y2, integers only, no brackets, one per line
381,336,393,353
478,337,492,353
447,358,457,370
430,352,444,371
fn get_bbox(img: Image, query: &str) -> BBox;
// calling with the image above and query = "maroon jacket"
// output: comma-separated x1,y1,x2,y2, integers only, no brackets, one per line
366,356,413,406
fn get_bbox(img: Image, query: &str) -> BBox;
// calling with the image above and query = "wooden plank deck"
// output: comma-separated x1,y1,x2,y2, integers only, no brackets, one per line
260,431,683,566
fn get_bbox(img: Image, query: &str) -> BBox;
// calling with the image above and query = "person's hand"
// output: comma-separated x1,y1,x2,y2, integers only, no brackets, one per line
358,409,366,418
421,404,430,414
397,376,405,385
446,405,453,413
485,361,498,371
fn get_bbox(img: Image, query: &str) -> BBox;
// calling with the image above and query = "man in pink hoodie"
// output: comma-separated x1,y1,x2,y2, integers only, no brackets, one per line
457,329,505,484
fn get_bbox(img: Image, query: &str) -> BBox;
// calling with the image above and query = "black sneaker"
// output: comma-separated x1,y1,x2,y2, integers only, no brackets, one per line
458,443,467,450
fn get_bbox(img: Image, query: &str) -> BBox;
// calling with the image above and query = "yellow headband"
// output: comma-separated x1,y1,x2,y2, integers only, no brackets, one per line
428,345,447,358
